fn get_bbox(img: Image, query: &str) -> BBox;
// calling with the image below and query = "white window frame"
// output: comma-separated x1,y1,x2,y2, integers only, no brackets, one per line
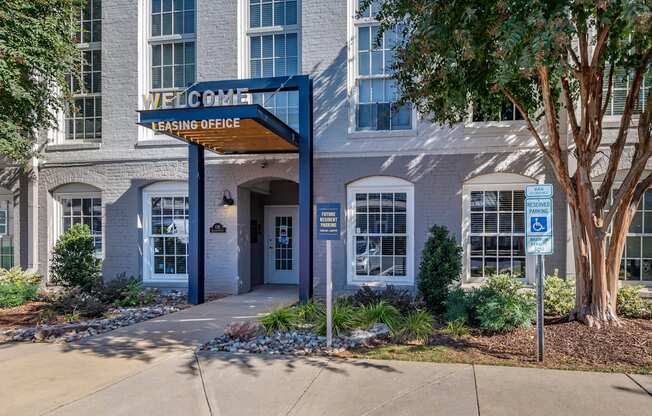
52,191,104,259
142,181,189,283
346,0,417,138
605,184,652,284
51,1,102,145
462,174,537,284
138,0,197,141
346,176,415,286
237,0,302,79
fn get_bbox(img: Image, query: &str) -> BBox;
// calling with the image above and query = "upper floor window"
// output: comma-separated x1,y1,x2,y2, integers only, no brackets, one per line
472,101,524,122
603,66,651,117
149,0,196,92
76,0,102,44
0,208,7,235
249,0,297,28
65,0,102,141
246,0,300,130
353,0,412,132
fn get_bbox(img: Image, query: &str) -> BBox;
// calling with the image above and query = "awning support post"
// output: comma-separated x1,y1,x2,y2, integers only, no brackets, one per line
298,77,314,303
188,143,205,305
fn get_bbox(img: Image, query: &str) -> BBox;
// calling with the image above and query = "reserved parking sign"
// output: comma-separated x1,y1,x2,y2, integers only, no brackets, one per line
525,184,553,255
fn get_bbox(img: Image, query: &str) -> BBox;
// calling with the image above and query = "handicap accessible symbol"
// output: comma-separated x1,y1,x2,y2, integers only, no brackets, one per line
530,217,548,233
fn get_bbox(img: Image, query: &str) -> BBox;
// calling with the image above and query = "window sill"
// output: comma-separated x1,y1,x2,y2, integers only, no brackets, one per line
46,141,102,152
347,129,417,140
347,278,414,287
135,138,188,148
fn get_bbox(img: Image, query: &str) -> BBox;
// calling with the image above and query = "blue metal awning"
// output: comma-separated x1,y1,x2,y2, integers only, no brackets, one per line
138,104,299,154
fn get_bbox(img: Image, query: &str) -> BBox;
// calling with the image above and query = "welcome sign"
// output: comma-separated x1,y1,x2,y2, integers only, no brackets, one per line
143,88,251,110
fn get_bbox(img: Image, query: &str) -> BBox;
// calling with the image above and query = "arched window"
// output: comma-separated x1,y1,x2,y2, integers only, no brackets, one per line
462,173,537,281
142,181,189,282
52,183,103,257
346,176,414,285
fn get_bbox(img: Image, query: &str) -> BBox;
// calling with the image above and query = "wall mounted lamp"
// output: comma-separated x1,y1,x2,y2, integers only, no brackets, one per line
222,190,235,206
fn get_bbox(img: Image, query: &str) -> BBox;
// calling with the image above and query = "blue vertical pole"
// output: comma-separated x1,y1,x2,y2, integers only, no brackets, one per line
298,78,314,302
188,143,205,305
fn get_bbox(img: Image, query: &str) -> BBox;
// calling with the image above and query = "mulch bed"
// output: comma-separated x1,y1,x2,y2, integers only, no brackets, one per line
428,318,652,373
0,302,54,329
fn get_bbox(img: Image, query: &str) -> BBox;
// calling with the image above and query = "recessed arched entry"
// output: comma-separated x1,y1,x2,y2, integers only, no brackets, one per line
237,177,299,293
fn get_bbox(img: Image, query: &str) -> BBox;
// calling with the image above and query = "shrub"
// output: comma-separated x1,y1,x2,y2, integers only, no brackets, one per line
349,285,415,314
0,267,41,285
0,280,39,308
440,319,471,338
617,285,652,319
294,301,323,325
100,273,139,303
50,224,101,293
259,306,298,333
474,274,536,333
395,310,435,342
445,287,472,323
417,225,462,314
50,288,107,318
544,275,575,316
315,303,356,336
354,301,401,330
112,280,158,307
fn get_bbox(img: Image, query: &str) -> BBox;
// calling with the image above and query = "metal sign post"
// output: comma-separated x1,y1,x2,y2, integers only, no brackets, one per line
316,203,341,349
525,184,553,362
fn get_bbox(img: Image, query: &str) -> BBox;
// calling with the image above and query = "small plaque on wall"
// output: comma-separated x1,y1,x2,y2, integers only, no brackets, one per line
209,223,227,233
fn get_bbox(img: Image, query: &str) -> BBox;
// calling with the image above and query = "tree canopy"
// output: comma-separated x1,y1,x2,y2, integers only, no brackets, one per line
368,0,652,325
0,0,80,164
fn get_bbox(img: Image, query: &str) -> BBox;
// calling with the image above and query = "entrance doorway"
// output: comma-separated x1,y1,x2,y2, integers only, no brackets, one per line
264,206,299,284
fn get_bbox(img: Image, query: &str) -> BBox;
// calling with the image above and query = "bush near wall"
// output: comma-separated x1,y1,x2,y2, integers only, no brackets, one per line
0,267,41,308
445,274,536,333
49,224,102,293
417,225,462,314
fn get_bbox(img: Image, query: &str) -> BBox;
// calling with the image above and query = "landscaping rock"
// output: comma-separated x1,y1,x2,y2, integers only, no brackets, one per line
0,293,187,344
349,323,391,345
200,327,382,356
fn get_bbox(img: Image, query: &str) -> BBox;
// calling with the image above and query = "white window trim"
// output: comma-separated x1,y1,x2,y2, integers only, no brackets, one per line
142,181,189,283
50,5,102,146
138,0,197,142
346,176,415,286
52,191,104,259
462,174,537,284
237,0,302,79
346,0,417,138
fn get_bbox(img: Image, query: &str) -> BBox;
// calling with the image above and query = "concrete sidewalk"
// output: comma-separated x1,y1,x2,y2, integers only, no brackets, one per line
0,285,297,415
42,353,652,416
2,284,651,416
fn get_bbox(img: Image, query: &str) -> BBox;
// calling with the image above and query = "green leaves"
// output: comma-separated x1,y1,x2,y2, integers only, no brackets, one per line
373,0,652,125
0,0,80,164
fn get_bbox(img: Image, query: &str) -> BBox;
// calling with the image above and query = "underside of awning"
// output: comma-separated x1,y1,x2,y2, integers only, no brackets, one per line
138,104,299,154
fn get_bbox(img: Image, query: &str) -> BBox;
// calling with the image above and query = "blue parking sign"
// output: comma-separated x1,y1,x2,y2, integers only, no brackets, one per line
530,217,548,233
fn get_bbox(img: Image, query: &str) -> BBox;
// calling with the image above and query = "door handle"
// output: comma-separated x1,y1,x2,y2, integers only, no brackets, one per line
268,238,273,249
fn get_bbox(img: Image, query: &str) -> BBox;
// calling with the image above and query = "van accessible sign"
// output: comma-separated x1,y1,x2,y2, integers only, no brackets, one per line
525,184,553,255
316,203,340,240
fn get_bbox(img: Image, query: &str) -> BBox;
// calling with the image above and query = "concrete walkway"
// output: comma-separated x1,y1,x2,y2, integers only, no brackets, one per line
2,285,651,416
0,285,297,416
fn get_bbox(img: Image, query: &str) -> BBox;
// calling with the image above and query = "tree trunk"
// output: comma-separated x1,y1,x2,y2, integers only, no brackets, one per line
570,168,622,327
568,204,591,319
